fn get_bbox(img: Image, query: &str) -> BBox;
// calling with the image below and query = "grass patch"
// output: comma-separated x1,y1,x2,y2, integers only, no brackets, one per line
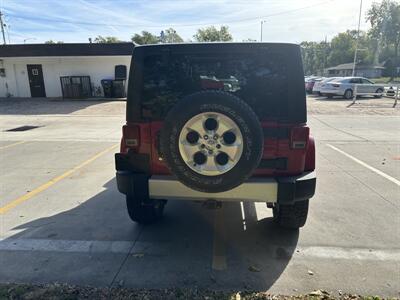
0,283,395,300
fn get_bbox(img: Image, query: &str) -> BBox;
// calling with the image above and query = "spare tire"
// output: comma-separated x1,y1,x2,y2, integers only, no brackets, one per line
160,90,263,193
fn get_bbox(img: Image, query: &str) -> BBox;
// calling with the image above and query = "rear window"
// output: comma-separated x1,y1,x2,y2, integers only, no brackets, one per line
139,52,289,120
349,78,361,83
362,78,373,84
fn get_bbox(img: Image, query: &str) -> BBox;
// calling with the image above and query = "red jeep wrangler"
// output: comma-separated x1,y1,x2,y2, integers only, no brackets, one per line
115,43,316,229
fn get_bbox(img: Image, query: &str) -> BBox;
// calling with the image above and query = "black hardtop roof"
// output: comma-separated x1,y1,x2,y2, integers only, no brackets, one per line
133,42,300,53
127,41,306,123
136,42,299,47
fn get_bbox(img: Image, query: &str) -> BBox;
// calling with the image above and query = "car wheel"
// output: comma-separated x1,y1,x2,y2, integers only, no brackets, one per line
272,200,309,229
126,196,165,224
344,89,353,99
160,90,264,193
374,88,383,98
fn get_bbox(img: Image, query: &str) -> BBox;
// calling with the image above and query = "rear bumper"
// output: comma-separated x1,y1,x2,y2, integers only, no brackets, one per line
116,171,316,204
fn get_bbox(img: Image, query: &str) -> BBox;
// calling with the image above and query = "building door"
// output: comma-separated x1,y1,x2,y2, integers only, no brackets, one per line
27,64,46,97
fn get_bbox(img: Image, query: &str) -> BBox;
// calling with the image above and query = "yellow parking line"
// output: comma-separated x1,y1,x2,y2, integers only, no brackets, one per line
0,143,119,214
0,141,26,150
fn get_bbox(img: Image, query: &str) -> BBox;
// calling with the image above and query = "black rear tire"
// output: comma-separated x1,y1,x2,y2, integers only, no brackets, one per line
374,88,383,98
344,89,353,99
160,90,263,193
126,196,165,225
273,200,309,229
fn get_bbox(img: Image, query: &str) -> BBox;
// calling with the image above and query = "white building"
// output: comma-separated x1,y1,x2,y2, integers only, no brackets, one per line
0,43,134,98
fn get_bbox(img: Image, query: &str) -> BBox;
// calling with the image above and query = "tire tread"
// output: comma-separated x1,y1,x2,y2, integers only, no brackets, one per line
126,196,164,225
160,90,263,193
274,200,309,229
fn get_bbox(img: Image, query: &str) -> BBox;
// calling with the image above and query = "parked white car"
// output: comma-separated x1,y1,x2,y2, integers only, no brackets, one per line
312,77,341,95
320,77,384,99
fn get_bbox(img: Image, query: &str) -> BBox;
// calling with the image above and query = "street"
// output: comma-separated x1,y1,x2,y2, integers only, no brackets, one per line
0,97,399,297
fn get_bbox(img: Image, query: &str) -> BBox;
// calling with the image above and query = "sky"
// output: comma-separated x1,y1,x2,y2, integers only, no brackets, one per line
0,0,379,44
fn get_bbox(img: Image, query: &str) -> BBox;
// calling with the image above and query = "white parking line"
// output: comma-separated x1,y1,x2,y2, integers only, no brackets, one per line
327,144,400,186
0,238,133,254
295,246,400,261
1,238,399,262
240,201,247,230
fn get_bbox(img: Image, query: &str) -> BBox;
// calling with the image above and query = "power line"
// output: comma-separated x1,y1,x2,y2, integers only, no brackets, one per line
5,0,333,29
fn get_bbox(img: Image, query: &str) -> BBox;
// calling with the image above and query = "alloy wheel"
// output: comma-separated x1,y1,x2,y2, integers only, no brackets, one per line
178,112,244,176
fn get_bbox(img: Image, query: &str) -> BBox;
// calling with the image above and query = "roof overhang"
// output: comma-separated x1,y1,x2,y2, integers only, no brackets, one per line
0,43,134,57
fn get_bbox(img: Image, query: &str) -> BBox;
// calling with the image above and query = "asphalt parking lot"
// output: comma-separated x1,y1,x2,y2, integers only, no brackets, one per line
0,97,399,297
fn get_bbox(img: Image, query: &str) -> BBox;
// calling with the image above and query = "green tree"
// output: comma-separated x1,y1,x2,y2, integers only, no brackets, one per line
301,31,375,75
327,30,371,66
193,25,233,42
131,28,183,45
328,30,357,66
367,0,400,78
161,28,183,43
45,40,63,44
300,41,330,75
94,36,121,43
131,31,159,45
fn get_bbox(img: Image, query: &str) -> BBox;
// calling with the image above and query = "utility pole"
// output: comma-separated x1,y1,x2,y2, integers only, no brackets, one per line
5,24,10,44
352,0,363,77
0,10,6,45
323,35,327,75
260,20,266,42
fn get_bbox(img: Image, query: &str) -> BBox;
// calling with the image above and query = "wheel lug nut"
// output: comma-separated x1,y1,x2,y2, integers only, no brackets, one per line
204,135,208,140
216,144,221,149
208,150,213,155
213,135,218,140
201,144,206,149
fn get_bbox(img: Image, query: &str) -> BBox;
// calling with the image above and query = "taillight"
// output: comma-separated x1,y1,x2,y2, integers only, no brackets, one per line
121,124,140,153
305,136,315,171
290,126,309,149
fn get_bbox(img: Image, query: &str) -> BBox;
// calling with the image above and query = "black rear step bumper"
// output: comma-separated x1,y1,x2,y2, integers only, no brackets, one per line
116,154,316,204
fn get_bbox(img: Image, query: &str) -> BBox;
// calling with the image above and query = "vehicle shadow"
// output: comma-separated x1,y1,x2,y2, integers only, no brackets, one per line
313,95,379,102
2,178,298,290
211,201,299,290
0,97,124,115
